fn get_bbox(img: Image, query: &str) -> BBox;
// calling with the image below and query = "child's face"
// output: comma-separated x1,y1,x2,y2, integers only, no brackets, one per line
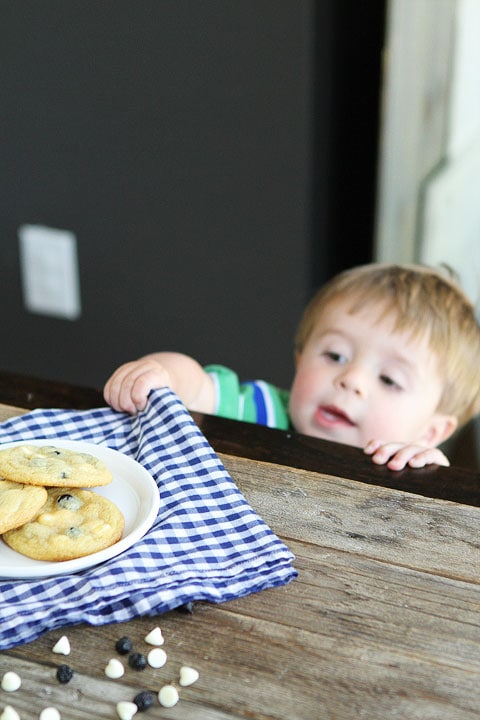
289,300,450,448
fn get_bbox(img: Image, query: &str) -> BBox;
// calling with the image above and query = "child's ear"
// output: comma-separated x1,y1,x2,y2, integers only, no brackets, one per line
420,414,458,447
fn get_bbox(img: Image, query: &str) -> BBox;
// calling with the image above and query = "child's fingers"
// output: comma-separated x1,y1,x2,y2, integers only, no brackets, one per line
368,441,406,467
366,441,450,471
406,448,450,469
363,439,384,455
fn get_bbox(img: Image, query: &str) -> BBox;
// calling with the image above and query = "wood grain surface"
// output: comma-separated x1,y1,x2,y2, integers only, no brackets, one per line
0,376,479,720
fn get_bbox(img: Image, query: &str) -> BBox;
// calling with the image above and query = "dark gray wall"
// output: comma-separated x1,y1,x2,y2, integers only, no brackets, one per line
1,1,383,392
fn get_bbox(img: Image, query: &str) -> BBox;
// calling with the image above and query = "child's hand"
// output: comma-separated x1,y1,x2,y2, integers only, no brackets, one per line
103,358,171,415
363,439,450,471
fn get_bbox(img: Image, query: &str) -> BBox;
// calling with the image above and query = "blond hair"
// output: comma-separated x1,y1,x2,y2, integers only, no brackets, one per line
294,263,480,428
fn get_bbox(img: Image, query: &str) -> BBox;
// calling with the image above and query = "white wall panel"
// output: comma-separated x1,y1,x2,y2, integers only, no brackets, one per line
448,0,480,156
421,134,480,307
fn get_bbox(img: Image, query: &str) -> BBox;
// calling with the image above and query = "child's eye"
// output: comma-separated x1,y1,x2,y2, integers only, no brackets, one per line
323,351,346,364
380,374,402,390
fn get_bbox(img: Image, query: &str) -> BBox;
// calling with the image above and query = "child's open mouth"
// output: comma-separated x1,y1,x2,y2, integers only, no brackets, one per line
315,405,356,428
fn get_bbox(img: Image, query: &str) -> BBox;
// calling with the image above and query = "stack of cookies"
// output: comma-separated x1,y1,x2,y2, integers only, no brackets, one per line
0,444,125,561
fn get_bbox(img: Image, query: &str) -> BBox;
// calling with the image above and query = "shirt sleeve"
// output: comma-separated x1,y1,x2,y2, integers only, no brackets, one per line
204,364,291,430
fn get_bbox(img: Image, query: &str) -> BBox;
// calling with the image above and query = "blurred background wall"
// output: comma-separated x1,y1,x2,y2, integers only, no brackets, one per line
0,0,384,391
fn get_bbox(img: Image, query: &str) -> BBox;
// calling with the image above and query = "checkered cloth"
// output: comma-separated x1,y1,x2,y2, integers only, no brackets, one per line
0,388,296,649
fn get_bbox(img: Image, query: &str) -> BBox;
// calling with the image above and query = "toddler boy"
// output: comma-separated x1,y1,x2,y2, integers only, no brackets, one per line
103,264,480,470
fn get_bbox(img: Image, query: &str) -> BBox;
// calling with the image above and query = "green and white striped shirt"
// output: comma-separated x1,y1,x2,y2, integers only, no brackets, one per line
205,365,291,430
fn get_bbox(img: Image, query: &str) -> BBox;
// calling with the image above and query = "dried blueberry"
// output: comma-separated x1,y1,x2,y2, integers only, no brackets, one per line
128,652,147,671
57,494,81,510
56,664,73,684
58,493,73,504
115,636,133,655
65,527,82,538
133,691,154,711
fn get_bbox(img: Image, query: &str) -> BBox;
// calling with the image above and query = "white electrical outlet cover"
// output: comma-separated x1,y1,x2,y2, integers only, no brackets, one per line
18,224,82,320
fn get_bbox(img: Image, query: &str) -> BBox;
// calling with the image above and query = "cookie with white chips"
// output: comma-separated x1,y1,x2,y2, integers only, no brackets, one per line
3,487,124,561
0,444,113,488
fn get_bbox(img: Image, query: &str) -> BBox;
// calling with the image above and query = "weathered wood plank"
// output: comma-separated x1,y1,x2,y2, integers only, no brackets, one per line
1,400,479,719
229,540,480,670
3,562,479,720
0,652,239,719
220,454,480,583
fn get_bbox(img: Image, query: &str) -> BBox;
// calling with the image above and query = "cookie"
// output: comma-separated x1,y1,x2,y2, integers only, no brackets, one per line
2,487,125,561
0,478,48,534
0,444,113,488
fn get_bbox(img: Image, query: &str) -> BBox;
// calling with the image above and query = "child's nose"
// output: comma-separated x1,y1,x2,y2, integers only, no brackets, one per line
335,365,367,397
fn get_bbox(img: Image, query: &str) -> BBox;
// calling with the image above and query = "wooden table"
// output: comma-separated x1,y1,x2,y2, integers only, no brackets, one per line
0,371,479,719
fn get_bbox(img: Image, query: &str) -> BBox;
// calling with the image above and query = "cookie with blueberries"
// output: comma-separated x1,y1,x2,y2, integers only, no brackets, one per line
3,487,124,561
0,444,113,488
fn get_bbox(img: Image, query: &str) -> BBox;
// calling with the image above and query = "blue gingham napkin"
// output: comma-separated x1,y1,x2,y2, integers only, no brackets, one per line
0,388,296,649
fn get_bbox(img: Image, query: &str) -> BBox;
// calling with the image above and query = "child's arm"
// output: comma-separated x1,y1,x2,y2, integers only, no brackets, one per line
103,352,216,415
363,439,449,471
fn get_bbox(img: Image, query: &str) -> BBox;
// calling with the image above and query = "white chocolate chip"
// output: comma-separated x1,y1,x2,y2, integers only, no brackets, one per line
147,647,167,668
144,626,164,646
105,658,125,679
39,709,61,720
179,665,199,687
116,701,138,720
1,671,22,692
0,706,21,720
158,684,179,708
52,636,70,655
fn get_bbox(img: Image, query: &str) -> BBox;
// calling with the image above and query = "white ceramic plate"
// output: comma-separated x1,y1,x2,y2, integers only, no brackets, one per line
0,439,160,579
